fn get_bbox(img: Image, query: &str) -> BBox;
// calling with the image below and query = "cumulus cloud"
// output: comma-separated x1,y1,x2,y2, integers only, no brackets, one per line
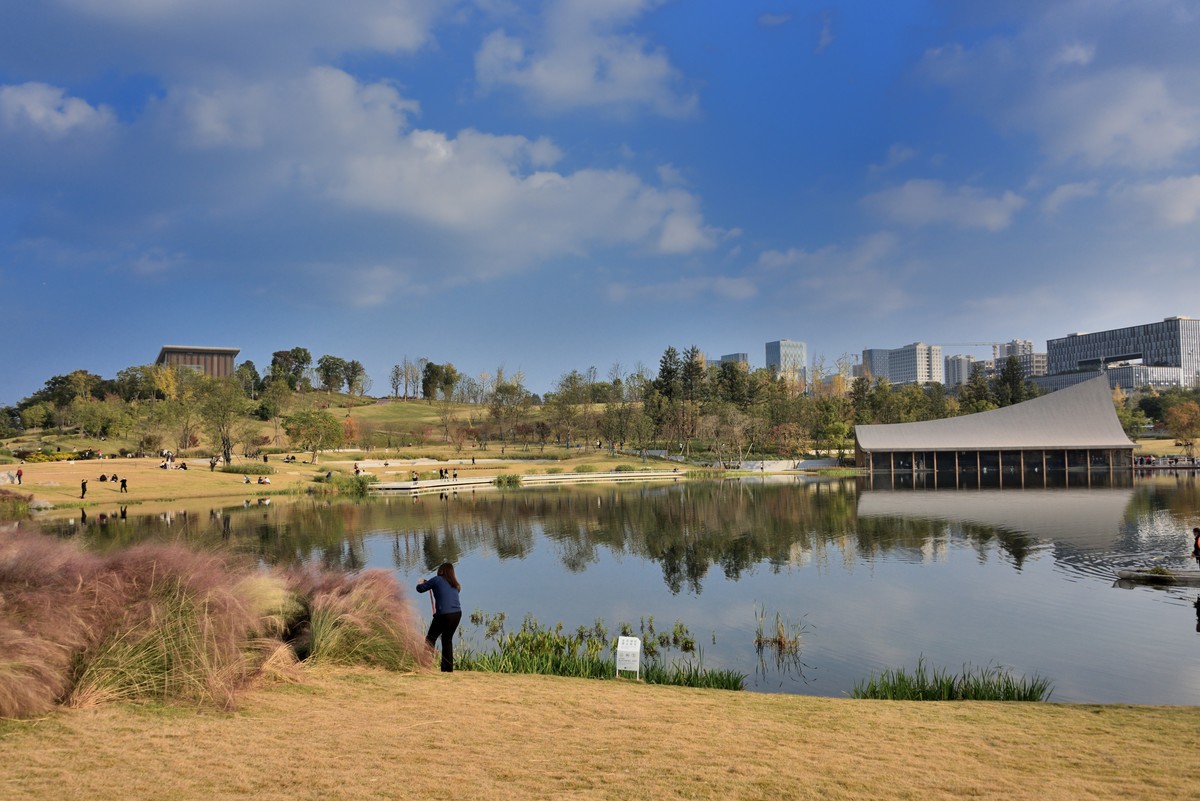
1042,180,1100,214
0,82,116,137
861,180,1026,231
474,0,697,117
76,67,714,292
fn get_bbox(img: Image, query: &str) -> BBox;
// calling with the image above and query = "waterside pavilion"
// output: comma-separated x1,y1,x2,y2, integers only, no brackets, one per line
854,375,1134,489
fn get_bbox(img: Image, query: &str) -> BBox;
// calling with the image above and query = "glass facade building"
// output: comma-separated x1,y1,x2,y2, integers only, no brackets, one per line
1047,317,1200,387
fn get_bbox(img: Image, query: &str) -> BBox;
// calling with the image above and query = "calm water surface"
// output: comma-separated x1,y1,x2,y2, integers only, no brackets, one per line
47,473,1200,704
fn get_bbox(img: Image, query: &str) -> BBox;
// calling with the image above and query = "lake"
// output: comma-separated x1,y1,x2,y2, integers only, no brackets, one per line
46,472,1200,704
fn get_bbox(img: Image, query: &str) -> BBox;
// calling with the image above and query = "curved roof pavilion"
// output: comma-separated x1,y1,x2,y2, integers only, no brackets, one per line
855,375,1134,457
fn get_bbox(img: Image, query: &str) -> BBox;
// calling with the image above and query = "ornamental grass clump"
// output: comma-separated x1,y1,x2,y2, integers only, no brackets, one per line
283,567,428,671
0,529,426,719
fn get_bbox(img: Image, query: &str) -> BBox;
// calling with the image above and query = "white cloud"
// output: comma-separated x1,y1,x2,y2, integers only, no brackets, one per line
0,82,115,137
1028,69,1200,168
756,232,910,314
474,0,697,117
757,13,791,28
862,180,1026,231
869,143,916,174
8,1,443,80
146,68,713,282
920,4,1200,170
1117,175,1200,225
607,274,756,303
1042,180,1099,214
1052,42,1095,69
815,14,834,55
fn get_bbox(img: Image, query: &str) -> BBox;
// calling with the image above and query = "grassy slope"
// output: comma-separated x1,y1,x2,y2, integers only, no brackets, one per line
2,669,1197,801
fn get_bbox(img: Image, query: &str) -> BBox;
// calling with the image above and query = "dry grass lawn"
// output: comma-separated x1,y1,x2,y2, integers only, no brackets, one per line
2,670,1197,801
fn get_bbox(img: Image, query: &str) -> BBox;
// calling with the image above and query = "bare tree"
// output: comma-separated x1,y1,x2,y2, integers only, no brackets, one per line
390,364,403,398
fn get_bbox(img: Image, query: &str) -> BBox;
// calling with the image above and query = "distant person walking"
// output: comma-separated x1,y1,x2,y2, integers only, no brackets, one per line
15,468,22,485
119,477,128,493
80,479,87,499
416,563,462,672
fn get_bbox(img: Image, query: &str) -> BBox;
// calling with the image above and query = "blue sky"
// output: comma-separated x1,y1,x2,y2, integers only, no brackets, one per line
2,0,1199,404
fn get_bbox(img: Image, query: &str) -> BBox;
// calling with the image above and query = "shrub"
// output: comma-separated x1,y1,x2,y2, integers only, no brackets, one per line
327,473,378,498
574,464,597,473
0,489,32,519
494,474,523,488
613,464,637,472
545,467,564,475
220,464,276,475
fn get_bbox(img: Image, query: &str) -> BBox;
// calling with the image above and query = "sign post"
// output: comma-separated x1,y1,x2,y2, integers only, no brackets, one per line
616,636,641,680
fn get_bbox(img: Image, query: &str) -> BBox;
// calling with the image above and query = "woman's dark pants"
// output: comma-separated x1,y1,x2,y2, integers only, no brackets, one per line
426,611,462,672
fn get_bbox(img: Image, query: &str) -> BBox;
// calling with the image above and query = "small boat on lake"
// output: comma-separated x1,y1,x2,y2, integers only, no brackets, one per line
1115,568,1200,587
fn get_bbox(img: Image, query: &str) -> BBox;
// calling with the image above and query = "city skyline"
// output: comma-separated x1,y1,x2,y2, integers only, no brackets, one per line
3,2,1200,404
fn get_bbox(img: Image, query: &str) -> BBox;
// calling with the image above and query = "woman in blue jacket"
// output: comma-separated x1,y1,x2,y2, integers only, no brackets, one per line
416,563,462,672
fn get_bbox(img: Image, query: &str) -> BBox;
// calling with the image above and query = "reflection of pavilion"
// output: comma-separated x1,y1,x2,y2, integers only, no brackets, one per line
856,488,1136,549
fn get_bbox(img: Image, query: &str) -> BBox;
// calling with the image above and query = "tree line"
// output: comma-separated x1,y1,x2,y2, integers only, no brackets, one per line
3,343,1198,462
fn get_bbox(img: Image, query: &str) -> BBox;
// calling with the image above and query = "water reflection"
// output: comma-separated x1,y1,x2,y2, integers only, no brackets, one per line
41,477,1198,590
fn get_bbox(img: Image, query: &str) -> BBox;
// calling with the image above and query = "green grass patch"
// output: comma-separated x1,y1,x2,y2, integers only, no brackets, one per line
851,656,1053,701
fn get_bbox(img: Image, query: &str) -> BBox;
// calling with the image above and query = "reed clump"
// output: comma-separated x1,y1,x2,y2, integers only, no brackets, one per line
851,656,1053,701
0,529,425,719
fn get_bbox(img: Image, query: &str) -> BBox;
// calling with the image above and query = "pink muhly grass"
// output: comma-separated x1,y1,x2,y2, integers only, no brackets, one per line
284,567,429,671
0,529,110,718
0,529,428,720
68,544,263,710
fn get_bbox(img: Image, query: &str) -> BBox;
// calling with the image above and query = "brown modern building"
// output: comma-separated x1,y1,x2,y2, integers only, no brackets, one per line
155,346,240,379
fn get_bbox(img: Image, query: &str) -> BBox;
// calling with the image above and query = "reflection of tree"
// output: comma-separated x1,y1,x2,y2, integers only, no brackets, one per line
44,477,1135,593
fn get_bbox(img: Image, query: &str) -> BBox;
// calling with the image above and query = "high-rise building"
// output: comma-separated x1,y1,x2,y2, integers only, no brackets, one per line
861,349,891,381
765,339,807,384
720,353,749,368
862,343,943,386
944,354,976,387
1047,316,1200,384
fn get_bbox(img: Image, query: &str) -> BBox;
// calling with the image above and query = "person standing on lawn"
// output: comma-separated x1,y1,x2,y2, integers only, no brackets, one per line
416,563,462,672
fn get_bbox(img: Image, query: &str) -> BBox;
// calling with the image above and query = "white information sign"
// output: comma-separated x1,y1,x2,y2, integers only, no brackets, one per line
616,636,641,679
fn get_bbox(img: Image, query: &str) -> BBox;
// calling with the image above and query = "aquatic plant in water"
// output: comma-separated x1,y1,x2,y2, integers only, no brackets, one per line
851,656,1053,702
458,611,743,690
